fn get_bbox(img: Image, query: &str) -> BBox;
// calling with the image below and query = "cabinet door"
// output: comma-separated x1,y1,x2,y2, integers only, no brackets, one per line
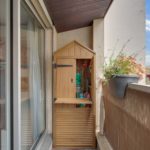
56,59,76,98
90,56,96,113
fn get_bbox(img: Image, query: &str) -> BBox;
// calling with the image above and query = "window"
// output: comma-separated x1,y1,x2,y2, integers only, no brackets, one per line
21,2,46,149
0,0,11,149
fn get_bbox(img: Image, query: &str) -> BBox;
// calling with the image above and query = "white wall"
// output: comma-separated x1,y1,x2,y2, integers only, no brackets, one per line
57,26,93,50
45,29,53,134
93,0,145,134
93,19,104,75
104,0,145,64
93,19,105,133
53,26,58,52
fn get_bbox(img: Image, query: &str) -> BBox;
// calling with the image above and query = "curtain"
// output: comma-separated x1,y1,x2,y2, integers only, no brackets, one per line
28,20,43,141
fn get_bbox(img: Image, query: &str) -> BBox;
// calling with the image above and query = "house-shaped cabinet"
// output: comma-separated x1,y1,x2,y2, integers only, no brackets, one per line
53,41,96,147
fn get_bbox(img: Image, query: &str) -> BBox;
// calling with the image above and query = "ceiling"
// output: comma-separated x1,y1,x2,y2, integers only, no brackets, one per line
44,0,113,32
0,2,6,25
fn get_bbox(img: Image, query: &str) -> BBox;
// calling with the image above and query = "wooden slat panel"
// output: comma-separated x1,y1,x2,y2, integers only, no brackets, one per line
53,104,96,147
54,42,74,59
67,43,75,57
54,41,95,59
74,44,93,59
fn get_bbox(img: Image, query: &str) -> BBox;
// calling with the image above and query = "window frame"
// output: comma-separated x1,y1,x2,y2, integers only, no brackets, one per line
13,0,52,150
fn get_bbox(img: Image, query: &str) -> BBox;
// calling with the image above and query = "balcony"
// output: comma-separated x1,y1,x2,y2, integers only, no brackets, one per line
0,0,148,150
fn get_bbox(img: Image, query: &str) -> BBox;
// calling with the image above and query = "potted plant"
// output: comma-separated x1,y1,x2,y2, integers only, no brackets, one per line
103,54,145,98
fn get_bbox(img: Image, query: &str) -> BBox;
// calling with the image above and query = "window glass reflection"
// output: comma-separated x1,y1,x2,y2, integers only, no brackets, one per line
0,0,10,149
21,3,45,149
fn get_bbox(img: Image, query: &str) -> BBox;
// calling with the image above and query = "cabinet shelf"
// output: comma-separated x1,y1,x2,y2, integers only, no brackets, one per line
55,98,92,105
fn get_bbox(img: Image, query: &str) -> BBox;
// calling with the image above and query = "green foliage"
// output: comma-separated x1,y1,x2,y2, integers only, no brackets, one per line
104,55,136,81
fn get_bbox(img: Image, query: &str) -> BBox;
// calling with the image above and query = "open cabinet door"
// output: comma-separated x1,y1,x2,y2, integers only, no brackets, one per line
90,56,96,115
55,59,76,98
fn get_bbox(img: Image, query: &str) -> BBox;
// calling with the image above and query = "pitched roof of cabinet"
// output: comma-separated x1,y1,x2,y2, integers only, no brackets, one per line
54,41,95,59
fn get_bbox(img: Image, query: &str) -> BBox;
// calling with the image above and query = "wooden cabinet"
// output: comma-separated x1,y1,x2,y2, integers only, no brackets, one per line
53,41,96,148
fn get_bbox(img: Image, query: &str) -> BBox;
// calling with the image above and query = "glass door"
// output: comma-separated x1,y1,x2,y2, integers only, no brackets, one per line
21,2,46,149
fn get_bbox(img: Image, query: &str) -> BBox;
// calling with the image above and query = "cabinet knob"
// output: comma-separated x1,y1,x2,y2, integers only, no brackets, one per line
71,78,73,83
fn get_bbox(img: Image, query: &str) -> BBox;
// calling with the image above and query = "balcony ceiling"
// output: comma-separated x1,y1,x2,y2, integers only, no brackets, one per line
44,0,113,32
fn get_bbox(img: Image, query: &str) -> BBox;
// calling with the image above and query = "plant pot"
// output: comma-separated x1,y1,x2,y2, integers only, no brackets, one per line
109,75,139,98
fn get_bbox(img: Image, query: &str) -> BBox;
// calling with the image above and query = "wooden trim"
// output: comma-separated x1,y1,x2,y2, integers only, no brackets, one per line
54,56,93,59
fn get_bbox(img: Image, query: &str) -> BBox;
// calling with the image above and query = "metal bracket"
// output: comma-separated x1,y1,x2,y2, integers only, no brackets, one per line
53,63,73,68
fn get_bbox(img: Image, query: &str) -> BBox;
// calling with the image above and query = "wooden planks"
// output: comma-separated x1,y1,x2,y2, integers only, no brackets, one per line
44,0,113,32
74,44,93,59
55,98,92,105
54,41,95,59
53,104,96,147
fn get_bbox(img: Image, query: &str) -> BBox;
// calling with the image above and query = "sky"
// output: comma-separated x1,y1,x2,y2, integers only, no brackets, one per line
146,0,150,66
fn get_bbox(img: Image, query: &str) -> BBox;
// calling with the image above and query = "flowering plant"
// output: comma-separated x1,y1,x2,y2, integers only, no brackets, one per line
104,54,145,81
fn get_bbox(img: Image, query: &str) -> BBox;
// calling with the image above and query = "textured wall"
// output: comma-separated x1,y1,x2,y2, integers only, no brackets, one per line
103,85,150,150
57,26,93,50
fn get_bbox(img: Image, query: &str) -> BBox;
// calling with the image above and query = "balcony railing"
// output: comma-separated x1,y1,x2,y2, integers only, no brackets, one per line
102,83,150,150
